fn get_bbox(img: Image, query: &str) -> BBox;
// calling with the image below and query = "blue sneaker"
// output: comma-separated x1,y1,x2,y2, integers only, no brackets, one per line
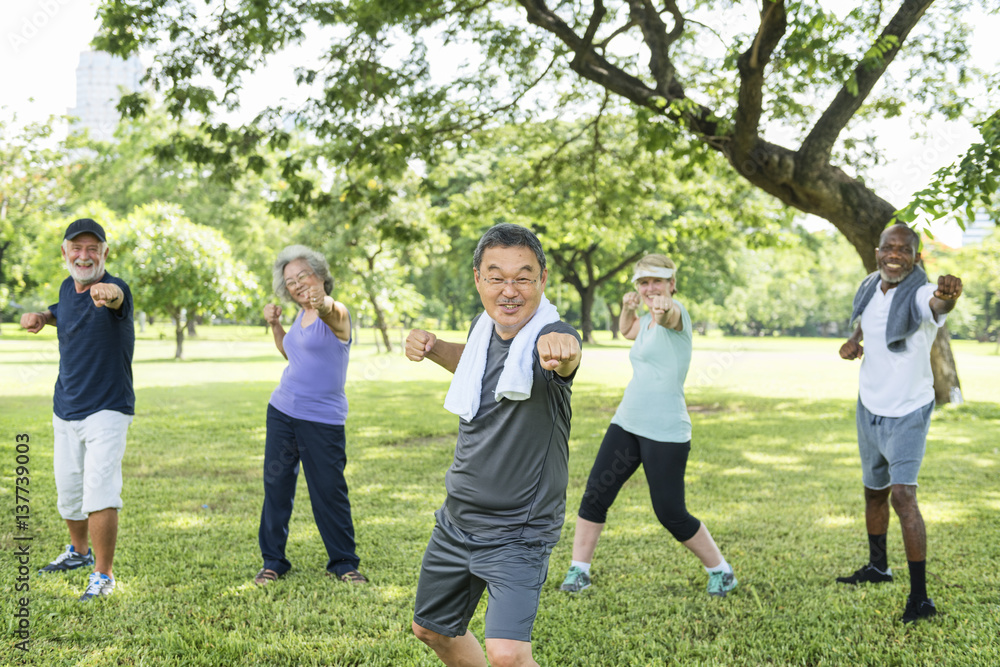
39,545,95,573
707,570,737,597
79,572,115,602
559,566,591,592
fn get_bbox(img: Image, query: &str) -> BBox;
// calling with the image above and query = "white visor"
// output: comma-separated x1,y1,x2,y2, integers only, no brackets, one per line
632,266,675,283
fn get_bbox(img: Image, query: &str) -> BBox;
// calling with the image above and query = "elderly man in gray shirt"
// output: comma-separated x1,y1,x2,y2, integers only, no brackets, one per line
405,223,581,667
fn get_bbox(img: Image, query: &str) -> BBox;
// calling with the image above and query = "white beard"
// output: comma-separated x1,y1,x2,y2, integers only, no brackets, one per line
66,257,105,285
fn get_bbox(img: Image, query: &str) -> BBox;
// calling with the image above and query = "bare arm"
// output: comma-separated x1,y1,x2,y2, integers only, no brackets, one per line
20,310,55,333
929,274,962,320
620,292,641,340
263,304,287,359
308,285,351,342
405,329,465,374
650,294,683,332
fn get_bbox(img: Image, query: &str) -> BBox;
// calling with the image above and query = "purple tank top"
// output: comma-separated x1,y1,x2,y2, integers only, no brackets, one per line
269,310,350,425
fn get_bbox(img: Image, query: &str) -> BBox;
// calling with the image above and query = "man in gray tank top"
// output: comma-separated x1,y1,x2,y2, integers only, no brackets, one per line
405,224,582,667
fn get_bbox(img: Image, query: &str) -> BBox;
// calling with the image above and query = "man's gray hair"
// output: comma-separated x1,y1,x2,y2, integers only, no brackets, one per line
272,245,334,301
472,224,546,272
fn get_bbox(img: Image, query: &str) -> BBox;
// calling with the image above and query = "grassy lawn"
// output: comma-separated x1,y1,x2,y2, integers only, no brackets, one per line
2,328,999,665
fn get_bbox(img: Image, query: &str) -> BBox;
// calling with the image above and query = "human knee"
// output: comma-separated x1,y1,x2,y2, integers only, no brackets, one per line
486,639,533,667
890,485,919,515
412,622,445,648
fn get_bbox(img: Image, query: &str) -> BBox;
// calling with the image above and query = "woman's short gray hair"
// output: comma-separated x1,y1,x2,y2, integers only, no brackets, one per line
272,245,334,301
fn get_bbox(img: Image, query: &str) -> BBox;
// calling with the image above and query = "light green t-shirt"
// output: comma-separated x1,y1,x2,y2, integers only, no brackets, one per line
610,304,692,443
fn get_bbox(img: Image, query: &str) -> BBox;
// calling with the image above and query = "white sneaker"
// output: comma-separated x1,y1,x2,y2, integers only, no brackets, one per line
79,572,115,602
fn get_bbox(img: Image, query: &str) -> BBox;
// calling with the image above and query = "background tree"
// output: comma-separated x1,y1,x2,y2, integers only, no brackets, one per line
116,202,260,359
432,115,792,341
930,230,1000,345
297,170,442,352
0,114,73,331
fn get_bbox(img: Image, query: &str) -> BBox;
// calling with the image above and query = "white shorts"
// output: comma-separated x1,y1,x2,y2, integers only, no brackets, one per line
52,410,132,520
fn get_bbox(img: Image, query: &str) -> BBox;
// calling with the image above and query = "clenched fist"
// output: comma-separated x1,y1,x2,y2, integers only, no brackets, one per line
306,284,332,315
934,275,963,301
537,331,581,375
839,340,863,360
647,294,673,316
406,329,438,362
90,283,122,308
20,312,47,334
264,304,282,326
622,292,641,311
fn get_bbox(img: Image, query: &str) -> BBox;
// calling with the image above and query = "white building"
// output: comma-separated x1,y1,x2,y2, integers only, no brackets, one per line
960,210,997,247
68,50,144,141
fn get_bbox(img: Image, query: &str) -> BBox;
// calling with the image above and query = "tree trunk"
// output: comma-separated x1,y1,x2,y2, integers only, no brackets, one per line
369,294,393,352
0,240,9,336
172,312,185,359
606,301,620,339
578,284,598,344
930,327,961,405
187,312,198,337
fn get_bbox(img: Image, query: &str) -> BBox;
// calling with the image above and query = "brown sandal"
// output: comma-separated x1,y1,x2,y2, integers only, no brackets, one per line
254,568,280,585
334,570,368,584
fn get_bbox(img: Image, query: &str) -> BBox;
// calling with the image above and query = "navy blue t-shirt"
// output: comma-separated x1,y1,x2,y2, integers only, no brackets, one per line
49,272,135,420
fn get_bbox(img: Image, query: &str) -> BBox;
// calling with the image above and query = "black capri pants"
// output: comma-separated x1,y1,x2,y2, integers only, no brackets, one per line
578,423,701,542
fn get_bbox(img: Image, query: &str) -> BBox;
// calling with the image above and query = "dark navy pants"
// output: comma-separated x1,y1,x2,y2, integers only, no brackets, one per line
259,404,359,576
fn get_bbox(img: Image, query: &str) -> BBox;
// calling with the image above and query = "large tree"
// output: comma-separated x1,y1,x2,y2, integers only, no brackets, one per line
94,0,995,400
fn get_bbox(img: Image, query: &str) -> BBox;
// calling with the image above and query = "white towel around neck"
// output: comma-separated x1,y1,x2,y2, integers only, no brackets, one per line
443,296,560,422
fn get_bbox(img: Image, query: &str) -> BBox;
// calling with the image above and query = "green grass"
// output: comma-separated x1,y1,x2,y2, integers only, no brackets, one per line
2,330,999,665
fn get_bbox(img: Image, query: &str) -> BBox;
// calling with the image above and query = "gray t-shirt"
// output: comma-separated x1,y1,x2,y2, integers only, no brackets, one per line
443,317,580,543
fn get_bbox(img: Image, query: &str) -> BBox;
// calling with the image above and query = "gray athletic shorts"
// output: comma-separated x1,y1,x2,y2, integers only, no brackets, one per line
413,509,554,642
856,398,933,489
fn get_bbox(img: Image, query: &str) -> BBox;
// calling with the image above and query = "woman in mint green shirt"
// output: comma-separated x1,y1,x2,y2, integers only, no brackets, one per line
559,254,737,598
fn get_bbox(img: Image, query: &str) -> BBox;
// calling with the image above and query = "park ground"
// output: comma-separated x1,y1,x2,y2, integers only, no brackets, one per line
1,326,998,666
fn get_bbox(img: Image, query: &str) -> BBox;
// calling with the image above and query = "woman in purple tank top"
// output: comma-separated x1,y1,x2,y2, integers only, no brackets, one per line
254,245,367,585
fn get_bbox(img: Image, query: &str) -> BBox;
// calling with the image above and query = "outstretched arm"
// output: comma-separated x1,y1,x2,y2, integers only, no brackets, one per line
929,274,962,320
537,331,582,378
405,329,465,374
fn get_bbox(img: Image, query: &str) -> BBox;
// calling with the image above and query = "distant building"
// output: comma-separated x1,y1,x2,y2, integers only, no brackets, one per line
961,210,997,247
68,50,144,141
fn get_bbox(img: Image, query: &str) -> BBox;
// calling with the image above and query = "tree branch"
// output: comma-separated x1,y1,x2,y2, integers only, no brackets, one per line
733,0,787,156
627,0,683,96
798,0,935,176
517,0,719,135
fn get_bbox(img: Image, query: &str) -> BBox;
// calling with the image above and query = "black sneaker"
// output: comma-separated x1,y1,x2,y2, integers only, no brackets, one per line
39,545,95,573
836,563,893,584
901,596,937,623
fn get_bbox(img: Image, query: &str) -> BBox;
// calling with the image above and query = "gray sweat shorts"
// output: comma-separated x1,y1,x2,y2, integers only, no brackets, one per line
413,508,554,642
856,398,934,489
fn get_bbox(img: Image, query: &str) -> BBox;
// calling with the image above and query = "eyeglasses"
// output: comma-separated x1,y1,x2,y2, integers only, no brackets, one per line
284,270,314,289
478,271,539,291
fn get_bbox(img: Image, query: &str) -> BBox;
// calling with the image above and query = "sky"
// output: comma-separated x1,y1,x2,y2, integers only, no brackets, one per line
3,0,998,246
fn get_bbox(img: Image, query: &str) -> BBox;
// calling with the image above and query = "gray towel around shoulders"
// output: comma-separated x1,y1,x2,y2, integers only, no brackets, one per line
849,265,929,353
